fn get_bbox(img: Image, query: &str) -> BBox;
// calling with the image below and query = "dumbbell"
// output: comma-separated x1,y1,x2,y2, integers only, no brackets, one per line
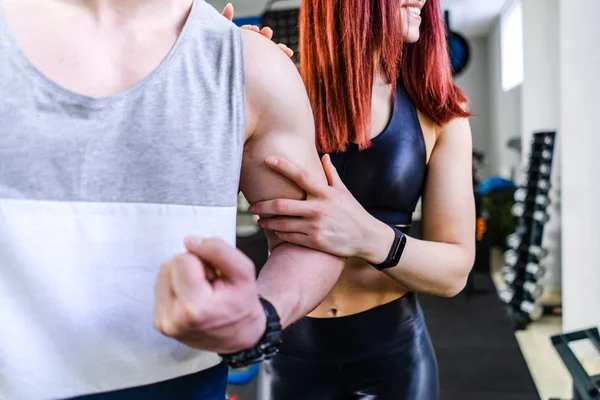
506,232,538,249
519,299,542,315
506,233,522,249
502,262,545,282
529,245,548,259
534,178,551,191
532,135,554,146
506,229,544,249
521,162,551,176
528,163,552,176
499,286,543,316
502,267,517,284
498,284,515,304
512,204,551,223
503,267,543,294
525,262,546,280
514,189,551,206
531,149,553,161
523,281,544,299
506,234,528,251
516,177,551,191
499,285,542,313
504,246,548,265
504,249,519,267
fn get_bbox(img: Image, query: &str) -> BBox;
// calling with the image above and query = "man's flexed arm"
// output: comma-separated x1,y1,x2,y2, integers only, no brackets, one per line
241,30,345,329
153,30,344,355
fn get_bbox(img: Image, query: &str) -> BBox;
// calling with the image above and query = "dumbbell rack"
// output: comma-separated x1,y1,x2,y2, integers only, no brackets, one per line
498,131,557,330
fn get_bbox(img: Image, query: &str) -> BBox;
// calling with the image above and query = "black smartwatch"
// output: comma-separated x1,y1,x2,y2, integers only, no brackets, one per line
219,297,282,369
369,225,407,271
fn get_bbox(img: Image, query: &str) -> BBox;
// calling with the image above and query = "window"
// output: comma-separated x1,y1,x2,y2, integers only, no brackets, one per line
501,0,524,92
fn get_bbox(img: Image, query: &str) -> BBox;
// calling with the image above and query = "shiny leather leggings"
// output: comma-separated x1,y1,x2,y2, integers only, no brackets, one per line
258,293,439,400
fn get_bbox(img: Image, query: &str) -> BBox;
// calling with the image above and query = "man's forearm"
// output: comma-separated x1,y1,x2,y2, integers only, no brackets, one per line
256,243,345,329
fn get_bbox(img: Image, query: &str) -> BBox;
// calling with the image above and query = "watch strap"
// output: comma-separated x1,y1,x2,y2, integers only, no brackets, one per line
369,225,407,271
220,297,282,369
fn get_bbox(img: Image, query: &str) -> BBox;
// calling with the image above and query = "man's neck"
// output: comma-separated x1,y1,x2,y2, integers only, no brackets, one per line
71,0,192,23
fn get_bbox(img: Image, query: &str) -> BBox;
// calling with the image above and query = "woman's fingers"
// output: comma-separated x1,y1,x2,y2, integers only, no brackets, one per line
241,26,274,41
250,198,314,218
273,232,312,248
222,3,234,21
257,217,309,234
277,43,294,58
241,25,261,33
260,26,274,39
265,156,328,197
239,25,293,57
321,154,344,187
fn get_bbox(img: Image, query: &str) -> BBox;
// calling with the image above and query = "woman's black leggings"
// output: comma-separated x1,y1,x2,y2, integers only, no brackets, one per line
258,293,439,400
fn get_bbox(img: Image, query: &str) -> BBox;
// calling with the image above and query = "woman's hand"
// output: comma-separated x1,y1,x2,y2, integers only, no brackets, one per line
250,155,394,262
222,3,294,58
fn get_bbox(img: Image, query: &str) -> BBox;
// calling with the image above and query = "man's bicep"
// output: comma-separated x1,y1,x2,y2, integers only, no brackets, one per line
239,127,325,212
239,127,324,250
240,30,327,221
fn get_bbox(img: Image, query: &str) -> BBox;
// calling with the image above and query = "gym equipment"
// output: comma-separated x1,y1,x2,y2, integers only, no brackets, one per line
231,1,300,66
445,11,471,77
513,188,552,206
511,203,550,223
507,137,522,155
550,327,600,400
228,364,260,385
226,364,261,400
498,131,557,330
261,0,301,66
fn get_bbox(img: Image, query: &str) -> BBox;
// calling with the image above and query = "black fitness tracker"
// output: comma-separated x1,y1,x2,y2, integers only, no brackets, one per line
370,225,407,271
220,297,282,369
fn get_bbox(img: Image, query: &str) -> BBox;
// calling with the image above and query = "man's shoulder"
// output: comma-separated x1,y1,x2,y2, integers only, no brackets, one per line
242,30,310,134
194,1,238,32
242,30,302,85
190,2,246,51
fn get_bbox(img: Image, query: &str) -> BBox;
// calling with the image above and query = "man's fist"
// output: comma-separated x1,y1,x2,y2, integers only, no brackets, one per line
154,238,266,354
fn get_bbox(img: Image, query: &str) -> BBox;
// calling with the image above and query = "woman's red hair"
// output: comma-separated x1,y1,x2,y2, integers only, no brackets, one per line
300,0,471,153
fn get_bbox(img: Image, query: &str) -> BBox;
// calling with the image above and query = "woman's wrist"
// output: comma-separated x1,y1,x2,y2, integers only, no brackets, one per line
358,218,396,265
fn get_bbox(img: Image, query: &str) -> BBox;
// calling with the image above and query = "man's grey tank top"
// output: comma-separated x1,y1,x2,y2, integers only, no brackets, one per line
0,1,245,399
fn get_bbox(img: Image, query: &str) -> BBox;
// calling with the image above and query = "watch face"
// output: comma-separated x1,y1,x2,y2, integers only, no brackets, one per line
391,233,406,266
374,228,406,270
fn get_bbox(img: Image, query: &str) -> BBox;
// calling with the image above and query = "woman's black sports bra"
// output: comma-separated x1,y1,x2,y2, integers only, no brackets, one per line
329,84,428,226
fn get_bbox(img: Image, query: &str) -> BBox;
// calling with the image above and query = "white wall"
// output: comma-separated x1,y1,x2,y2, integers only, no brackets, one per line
522,0,561,293
488,20,522,179
522,0,560,144
455,37,491,178
559,0,600,357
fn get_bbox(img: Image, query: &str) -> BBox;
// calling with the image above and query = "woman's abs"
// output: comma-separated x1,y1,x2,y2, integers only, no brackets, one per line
308,257,409,318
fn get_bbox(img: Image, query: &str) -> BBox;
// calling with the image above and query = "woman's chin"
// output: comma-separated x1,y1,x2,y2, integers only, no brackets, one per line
403,32,421,44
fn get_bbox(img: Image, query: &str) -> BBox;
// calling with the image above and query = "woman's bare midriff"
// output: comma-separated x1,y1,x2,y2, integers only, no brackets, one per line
305,82,437,319
308,256,409,318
